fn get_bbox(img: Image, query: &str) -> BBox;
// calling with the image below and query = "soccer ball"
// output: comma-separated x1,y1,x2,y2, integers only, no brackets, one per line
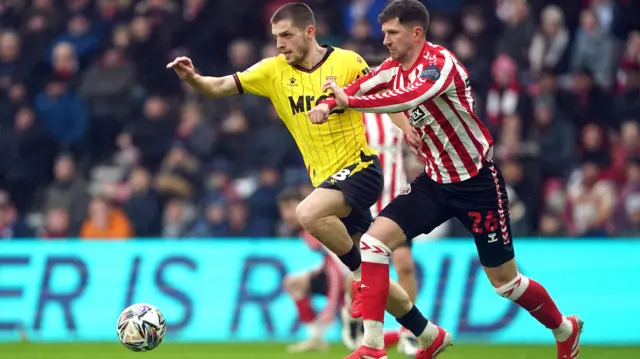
116,303,166,352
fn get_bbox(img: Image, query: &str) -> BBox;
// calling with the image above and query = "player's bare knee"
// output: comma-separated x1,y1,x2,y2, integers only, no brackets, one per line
283,275,296,294
365,216,406,250
283,275,306,296
484,259,519,289
393,250,415,279
295,200,320,230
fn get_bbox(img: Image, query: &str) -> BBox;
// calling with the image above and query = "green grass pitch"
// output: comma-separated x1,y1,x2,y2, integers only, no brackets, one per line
1,343,639,359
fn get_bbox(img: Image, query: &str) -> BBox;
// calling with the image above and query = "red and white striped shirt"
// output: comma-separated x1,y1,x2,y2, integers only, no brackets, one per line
326,42,494,184
363,113,407,217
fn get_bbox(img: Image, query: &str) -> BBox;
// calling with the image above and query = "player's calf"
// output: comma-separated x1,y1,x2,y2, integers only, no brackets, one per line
283,275,315,324
487,260,576,343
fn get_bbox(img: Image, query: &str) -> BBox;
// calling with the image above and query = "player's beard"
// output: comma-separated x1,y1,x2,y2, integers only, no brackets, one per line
289,39,309,66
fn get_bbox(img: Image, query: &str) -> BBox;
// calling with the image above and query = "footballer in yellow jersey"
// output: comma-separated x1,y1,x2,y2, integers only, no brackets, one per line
233,46,376,187
168,4,416,344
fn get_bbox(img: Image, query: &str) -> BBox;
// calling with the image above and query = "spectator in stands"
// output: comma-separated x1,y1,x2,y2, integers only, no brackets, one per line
0,191,35,239
615,33,640,119
227,200,267,238
613,158,640,236
42,153,89,235
528,5,570,76
248,167,283,237
561,67,613,130
571,8,616,89
49,15,100,67
216,109,257,177
176,102,215,161
50,42,81,88
539,211,568,237
129,16,176,95
80,196,133,239
588,0,617,32
0,30,27,91
566,160,616,237
611,121,640,183
427,13,454,50
461,5,492,61
496,0,535,68
452,33,490,98
187,200,228,238
19,14,54,94
123,167,162,237
486,54,525,135
0,107,55,213
118,94,175,171
41,207,70,239
34,75,86,155
579,124,611,168
162,198,196,238
521,95,576,179
80,47,136,162
155,142,201,200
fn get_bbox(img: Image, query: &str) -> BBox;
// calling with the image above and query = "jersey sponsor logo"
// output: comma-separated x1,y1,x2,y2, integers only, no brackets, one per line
409,106,427,126
288,95,345,115
420,64,441,81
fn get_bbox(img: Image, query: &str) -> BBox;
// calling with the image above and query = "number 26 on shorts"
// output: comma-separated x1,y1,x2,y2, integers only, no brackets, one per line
468,210,498,234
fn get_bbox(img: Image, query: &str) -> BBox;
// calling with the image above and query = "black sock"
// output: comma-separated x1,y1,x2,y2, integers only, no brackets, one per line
337,243,361,272
396,305,428,337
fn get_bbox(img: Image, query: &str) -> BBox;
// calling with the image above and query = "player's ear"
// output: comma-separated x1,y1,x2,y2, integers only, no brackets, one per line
414,25,424,42
305,24,315,38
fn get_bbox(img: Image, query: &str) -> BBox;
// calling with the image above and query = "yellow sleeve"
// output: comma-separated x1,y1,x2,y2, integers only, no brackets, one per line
344,51,371,85
233,57,277,98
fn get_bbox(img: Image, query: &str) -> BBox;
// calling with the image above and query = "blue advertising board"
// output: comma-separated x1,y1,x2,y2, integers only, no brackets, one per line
0,239,638,344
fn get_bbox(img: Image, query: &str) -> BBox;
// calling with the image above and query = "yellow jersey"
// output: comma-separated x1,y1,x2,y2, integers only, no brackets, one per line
233,46,377,187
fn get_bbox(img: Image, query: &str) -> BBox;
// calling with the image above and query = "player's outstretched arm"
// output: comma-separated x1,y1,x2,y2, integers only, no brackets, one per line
167,57,239,98
339,55,454,114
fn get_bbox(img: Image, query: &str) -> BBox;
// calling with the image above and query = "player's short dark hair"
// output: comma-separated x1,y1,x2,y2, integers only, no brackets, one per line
378,0,430,37
270,2,316,29
277,187,302,204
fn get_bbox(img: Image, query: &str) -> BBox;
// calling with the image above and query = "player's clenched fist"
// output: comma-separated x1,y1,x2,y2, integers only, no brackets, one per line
309,103,330,124
322,80,348,108
166,56,196,80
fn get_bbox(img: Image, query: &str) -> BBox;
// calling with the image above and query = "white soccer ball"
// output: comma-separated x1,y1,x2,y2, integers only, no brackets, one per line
116,303,167,352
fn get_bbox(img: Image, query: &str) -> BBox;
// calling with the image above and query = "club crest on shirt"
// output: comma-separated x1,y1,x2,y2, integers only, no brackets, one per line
399,184,411,195
419,64,441,81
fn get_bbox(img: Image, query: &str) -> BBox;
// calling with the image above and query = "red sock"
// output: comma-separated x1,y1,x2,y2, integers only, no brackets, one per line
384,331,400,347
295,297,315,323
360,235,391,323
497,273,563,329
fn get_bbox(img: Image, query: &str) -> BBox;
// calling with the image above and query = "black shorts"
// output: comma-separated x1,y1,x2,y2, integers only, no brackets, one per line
309,270,328,296
379,161,515,267
318,152,384,236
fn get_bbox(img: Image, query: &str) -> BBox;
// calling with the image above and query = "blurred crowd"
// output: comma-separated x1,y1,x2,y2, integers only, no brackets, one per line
0,0,639,240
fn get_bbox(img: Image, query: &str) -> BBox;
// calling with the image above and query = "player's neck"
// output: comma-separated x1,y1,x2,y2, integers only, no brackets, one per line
298,43,327,70
401,40,426,71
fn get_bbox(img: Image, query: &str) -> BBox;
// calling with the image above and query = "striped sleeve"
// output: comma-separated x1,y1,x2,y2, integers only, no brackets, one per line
348,54,454,113
323,58,398,110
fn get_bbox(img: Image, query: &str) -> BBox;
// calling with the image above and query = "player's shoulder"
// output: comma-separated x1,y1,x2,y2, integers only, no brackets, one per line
243,55,287,72
425,41,459,64
329,46,367,65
